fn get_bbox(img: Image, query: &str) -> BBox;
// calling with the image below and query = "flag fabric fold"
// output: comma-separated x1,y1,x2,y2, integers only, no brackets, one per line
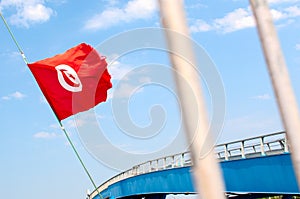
28,43,112,120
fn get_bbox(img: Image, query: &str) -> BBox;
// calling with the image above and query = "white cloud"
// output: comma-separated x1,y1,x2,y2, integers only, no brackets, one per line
223,114,281,140
50,123,60,129
186,3,207,10
191,5,300,33
33,131,58,139
0,0,54,28
251,94,271,100
11,91,25,99
190,19,213,33
2,91,26,100
1,96,10,100
96,114,105,120
214,8,255,33
112,83,144,98
84,0,157,30
285,6,300,17
190,7,256,33
296,43,300,50
65,119,86,128
268,0,300,4
49,119,85,130
139,76,151,84
103,0,120,6
107,60,152,99
270,9,288,20
108,61,132,81
0,51,20,58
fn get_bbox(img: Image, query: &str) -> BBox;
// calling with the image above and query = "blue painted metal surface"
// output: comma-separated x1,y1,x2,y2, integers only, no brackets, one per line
97,167,194,199
93,153,299,199
222,153,298,194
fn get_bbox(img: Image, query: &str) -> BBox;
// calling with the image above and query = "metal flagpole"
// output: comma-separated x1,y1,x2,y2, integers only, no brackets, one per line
0,12,104,199
57,120,104,199
0,12,28,64
158,1,226,198
250,0,300,188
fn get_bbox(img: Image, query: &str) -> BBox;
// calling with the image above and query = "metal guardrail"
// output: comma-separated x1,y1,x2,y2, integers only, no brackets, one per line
90,131,289,199
215,131,288,161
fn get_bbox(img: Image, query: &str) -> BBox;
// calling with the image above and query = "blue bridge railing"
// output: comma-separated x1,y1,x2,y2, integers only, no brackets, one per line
90,131,289,199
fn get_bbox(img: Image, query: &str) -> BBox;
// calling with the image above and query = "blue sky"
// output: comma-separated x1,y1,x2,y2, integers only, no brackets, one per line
0,0,300,199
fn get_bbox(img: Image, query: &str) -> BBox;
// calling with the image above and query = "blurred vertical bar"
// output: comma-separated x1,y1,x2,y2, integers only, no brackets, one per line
158,0,226,198
250,0,300,188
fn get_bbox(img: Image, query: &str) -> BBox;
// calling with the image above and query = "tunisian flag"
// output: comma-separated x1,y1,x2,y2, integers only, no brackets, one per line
28,43,112,120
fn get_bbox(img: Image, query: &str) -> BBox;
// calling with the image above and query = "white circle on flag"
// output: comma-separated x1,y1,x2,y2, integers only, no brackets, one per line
55,64,82,92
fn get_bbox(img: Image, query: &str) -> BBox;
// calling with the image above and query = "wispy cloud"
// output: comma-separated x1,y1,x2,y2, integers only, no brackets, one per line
268,0,300,4
39,95,48,104
0,51,20,58
108,63,153,99
191,5,300,33
214,8,255,33
84,0,157,30
106,59,147,99
139,76,152,84
190,7,254,33
296,43,300,50
103,0,121,7
33,131,59,139
185,3,207,10
34,122,75,140
190,19,213,33
0,0,54,28
65,119,86,128
49,123,59,129
112,83,144,98
108,60,132,81
251,94,271,100
224,114,281,136
284,6,300,17
49,119,85,130
2,91,26,100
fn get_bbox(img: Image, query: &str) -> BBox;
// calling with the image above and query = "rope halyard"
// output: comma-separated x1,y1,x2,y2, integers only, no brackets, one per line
0,12,104,199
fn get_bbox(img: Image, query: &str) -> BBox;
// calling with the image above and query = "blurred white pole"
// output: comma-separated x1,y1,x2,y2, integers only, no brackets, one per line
250,0,300,187
158,1,226,198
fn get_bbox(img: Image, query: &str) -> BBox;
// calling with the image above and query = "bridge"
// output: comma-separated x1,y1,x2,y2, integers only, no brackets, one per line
89,132,300,199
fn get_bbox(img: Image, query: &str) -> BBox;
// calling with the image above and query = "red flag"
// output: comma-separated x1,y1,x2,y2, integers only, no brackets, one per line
28,43,112,120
